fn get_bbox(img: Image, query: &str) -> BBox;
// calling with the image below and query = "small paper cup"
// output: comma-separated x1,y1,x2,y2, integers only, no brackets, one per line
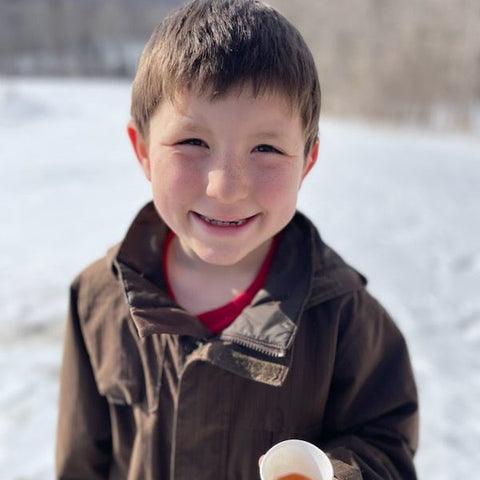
259,439,334,480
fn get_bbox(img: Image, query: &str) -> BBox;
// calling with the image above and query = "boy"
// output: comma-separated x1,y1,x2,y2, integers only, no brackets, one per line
56,0,418,479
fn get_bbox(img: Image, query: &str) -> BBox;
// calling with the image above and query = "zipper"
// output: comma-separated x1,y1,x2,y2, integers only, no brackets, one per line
222,334,288,358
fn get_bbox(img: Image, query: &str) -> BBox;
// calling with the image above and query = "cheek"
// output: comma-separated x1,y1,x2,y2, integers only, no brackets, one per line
254,167,303,208
150,159,202,201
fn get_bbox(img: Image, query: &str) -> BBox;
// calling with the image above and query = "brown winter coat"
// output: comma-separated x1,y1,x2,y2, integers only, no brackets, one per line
56,202,418,480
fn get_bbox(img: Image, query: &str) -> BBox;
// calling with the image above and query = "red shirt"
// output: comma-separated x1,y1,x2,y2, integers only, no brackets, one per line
163,232,277,333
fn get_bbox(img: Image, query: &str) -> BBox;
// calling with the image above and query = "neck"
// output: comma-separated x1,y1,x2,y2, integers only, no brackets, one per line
167,236,272,315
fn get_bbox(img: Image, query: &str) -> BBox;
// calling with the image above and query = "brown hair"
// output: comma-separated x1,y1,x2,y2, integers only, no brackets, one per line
131,0,321,155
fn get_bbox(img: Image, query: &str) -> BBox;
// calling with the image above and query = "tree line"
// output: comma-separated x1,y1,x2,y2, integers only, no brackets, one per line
1,0,478,128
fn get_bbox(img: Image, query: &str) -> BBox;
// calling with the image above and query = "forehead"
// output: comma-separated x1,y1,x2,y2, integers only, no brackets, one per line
168,81,298,115
152,87,302,134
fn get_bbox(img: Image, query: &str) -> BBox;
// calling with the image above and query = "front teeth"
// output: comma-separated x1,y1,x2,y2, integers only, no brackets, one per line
200,215,247,226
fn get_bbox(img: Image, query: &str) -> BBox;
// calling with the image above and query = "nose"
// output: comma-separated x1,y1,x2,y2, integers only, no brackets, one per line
205,156,249,204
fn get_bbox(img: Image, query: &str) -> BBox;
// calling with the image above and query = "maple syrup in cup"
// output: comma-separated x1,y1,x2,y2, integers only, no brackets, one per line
259,440,334,480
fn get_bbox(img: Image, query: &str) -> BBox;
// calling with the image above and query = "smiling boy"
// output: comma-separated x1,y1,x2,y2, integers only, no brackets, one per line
56,1,418,479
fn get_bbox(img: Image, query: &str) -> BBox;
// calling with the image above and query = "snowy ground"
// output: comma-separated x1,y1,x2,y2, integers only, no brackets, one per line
1,77,479,479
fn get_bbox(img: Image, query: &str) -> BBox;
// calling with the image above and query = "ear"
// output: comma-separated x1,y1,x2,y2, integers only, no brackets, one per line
127,119,151,181
301,137,319,181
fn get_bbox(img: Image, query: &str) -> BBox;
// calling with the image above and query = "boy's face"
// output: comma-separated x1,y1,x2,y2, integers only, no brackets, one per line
128,89,318,269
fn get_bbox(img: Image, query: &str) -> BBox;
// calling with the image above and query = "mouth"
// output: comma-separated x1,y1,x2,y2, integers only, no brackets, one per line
195,213,254,227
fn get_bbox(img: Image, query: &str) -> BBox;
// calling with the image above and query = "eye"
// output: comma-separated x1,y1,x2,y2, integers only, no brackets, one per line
254,144,282,154
179,138,208,148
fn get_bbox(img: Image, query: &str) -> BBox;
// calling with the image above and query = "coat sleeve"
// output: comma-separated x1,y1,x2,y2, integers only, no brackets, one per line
55,281,112,479
321,290,419,480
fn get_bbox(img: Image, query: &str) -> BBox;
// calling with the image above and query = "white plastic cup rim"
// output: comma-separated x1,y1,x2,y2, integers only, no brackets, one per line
259,439,334,480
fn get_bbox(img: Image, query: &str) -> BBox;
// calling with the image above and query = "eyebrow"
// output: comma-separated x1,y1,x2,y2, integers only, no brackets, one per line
175,119,208,133
251,128,299,145
253,131,284,139
174,124,286,144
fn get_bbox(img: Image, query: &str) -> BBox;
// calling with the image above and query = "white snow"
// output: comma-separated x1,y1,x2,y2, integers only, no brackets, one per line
1,77,479,479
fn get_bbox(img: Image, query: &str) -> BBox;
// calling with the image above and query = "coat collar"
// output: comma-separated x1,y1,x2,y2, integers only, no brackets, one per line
111,202,366,385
